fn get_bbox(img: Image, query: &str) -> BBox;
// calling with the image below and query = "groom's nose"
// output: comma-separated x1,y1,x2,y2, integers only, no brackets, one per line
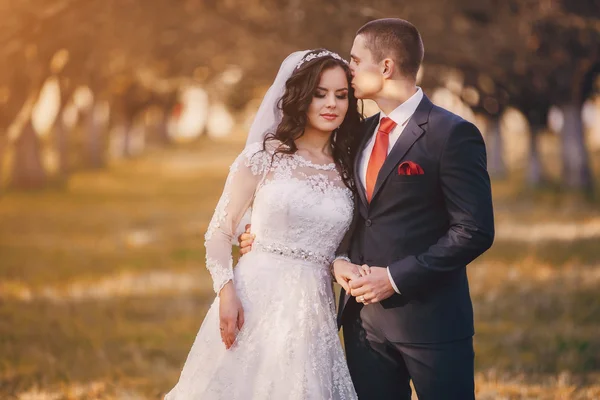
348,62,356,76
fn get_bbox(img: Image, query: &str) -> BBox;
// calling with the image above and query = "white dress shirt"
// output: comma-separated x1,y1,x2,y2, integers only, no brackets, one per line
359,87,424,187
359,87,424,294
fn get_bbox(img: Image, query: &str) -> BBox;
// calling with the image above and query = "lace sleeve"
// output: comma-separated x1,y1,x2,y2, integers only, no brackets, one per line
204,143,270,294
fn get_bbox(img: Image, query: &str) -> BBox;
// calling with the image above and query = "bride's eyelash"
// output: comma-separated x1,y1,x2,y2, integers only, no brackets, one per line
314,92,348,100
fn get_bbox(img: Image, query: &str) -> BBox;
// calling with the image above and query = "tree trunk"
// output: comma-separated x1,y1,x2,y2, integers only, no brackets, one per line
0,134,6,192
147,110,171,147
527,126,547,186
157,110,171,145
54,84,76,181
560,102,593,193
10,120,47,190
486,117,506,179
85,102,105,168
122,119,133,158
55,116,69,179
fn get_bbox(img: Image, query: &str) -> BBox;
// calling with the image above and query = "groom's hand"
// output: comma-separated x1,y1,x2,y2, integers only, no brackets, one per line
238,224,255,255
332,259,362,292
349,266,395,305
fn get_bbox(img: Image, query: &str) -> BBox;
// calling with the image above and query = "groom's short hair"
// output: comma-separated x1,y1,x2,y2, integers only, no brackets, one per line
357,18,424,80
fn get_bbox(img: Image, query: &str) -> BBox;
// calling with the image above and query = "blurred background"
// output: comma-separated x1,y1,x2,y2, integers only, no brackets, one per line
1,0,600,399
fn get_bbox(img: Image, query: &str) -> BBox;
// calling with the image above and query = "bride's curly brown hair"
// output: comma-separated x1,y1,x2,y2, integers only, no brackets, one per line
263,49,363,191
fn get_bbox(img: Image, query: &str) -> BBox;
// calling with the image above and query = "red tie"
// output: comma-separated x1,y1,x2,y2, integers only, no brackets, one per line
366,117,397,202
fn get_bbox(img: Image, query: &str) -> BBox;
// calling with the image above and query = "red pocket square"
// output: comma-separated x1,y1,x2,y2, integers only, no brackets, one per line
398,161,424,176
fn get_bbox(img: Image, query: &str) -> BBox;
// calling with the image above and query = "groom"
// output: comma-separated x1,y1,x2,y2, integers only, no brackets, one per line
241,18,494,400
333,18,494,399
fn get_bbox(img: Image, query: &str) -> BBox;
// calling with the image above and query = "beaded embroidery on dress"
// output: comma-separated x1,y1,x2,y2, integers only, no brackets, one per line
165,141,357,400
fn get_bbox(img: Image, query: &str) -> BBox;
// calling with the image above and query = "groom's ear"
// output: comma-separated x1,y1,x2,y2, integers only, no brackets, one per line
381,58,395,79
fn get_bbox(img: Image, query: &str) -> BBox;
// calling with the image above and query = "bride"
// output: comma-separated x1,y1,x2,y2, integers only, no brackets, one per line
165,49,363,400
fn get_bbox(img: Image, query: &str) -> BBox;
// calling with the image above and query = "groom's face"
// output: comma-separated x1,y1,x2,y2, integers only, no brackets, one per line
349,34,384,100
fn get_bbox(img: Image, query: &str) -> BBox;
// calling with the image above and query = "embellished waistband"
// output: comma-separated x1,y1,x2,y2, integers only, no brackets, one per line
252,241,332,266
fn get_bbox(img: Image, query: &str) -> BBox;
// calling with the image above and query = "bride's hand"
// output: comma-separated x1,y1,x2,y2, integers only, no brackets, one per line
219,282,245,349
358,264,371,277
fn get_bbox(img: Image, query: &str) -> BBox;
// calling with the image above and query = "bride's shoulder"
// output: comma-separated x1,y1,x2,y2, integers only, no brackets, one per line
241,140,290,159
236,140,281,175
241,139,284,155
263,139,288,154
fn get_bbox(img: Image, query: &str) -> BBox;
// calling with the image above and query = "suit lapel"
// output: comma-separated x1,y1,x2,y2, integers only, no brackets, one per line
370,96,434,203
354,114,380,210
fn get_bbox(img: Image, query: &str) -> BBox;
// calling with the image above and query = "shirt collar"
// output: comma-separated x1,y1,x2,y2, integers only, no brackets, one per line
379,87,424,127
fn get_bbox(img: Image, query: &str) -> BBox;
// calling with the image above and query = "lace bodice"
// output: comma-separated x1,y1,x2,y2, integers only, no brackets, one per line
204,141,354,294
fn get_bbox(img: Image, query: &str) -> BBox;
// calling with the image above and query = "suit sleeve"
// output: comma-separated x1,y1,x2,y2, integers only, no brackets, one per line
388,121,495,298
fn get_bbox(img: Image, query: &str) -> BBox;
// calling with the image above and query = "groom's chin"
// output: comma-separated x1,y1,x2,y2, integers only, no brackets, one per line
353,90,371,101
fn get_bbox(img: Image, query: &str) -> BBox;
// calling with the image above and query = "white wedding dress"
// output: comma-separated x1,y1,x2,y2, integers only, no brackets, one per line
165,141,358,400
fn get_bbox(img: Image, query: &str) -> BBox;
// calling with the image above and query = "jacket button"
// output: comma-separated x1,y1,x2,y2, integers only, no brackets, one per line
365,219,372,227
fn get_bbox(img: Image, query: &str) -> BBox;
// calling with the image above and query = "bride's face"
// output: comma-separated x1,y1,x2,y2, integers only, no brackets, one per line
305,66,349,134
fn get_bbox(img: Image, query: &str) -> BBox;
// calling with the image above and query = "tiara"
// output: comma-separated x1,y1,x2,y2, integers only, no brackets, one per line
295,50,349,70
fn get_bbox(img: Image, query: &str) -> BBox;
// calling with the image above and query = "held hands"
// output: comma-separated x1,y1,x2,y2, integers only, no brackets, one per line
348,266,396,305
332,259,369,292
219,281,244,349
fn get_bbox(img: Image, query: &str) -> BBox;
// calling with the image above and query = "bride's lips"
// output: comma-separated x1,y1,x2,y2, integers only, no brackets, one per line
321,113,338,121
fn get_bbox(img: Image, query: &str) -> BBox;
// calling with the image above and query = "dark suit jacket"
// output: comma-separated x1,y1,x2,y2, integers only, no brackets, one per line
337,95,495,343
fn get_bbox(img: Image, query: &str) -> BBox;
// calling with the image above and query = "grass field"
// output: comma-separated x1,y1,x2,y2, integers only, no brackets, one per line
1,137,599,399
